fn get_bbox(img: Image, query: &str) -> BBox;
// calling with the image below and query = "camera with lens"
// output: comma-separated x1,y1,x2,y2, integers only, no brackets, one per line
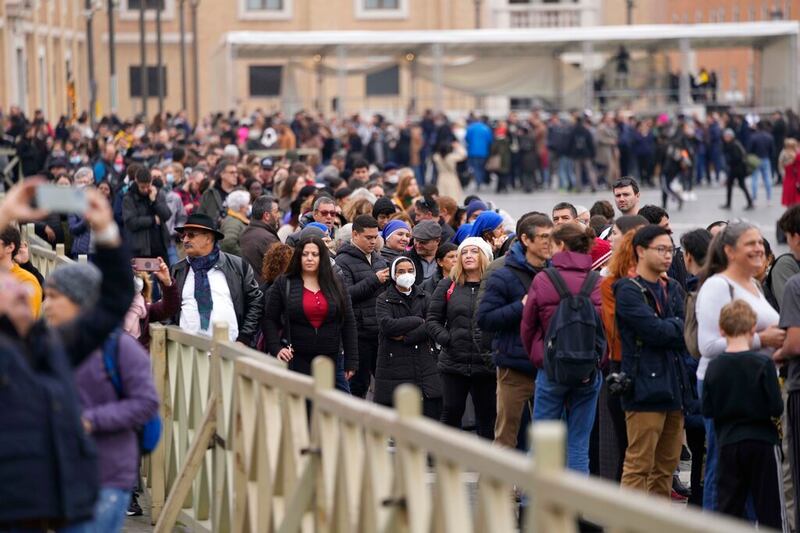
606,371,632,397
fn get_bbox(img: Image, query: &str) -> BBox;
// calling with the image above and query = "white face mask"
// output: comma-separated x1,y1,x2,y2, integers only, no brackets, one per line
396,273,415,290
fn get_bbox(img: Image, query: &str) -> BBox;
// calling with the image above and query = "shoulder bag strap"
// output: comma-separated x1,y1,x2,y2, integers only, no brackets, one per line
578,271,600,299
101,329,124,397
543,268,572,300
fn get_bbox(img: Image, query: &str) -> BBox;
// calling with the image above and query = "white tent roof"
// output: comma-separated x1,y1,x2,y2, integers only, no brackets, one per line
221,21,799,57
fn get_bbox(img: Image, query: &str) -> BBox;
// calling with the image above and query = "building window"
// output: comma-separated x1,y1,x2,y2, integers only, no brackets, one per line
671,13,679,23
127,0,165,9
355,0,407,19
249,66,282,97
365,65,400,96
129,66,167,97
120,0,174,20
749,6,756,19
718,7,725,21
695,10,703,22
708,10,716,22
732,6,740,21
239,0,292,19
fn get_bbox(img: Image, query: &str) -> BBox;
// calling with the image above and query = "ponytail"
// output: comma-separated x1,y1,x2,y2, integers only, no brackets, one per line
552,223,594,254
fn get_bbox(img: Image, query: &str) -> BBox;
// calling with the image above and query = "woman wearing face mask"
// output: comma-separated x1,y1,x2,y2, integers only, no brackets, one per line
375,257,442,418
380,219,412,264
427,237,496,439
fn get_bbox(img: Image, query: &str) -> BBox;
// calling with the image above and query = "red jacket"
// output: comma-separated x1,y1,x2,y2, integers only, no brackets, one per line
782,152,800,207
520,251,603,369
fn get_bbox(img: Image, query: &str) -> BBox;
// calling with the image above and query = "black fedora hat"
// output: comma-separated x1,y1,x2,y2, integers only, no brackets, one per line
175,213,225,241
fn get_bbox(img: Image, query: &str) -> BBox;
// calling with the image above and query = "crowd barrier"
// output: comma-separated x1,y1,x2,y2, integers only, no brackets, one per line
24,243,769,533
145,323,765,533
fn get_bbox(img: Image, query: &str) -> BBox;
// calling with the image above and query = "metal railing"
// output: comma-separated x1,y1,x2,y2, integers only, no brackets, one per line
143,322,767,533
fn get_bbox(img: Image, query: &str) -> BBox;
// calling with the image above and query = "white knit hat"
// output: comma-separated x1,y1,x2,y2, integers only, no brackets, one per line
457,237,493,262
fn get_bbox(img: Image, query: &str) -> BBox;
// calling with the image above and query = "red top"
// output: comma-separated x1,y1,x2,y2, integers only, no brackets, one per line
302,287,329,329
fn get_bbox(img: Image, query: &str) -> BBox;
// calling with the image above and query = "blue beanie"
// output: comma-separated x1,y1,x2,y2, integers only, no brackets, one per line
452,223,474,245
306,222,330,236
465,200,488,221
382,219,411,240
469,211,504,238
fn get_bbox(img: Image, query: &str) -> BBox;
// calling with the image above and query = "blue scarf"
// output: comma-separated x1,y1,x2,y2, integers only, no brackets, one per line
187,245,220,331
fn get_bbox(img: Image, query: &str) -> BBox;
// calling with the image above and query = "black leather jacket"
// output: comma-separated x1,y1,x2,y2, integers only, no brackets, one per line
171,251,263,345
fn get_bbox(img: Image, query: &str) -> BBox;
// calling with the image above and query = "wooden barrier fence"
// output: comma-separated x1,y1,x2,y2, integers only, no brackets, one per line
24,242,770,533
145,322,768,533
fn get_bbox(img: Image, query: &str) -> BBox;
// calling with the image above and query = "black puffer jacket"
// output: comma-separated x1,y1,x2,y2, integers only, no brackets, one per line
261,275,359,374
336,243,388,336
375,284,441,405
426,277,494,376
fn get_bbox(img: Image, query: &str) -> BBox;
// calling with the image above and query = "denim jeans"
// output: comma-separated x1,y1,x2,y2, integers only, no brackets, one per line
751,157,772,201
88,487,131,533
558,156,575,190
698,380,718,511
468,156,488,187
532,371,602,474
335,354,351,394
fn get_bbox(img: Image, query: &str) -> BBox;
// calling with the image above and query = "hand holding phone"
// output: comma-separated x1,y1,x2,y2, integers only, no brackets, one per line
131,258,161,272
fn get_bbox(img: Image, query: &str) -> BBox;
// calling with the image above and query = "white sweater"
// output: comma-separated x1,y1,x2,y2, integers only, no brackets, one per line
695,273,779,380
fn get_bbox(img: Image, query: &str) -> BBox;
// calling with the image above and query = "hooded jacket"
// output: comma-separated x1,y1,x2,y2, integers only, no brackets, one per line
520,251,603,369
239,219,280,284
477,241,542,375
336,242,389,336
374,284,441,405
121,186,172,258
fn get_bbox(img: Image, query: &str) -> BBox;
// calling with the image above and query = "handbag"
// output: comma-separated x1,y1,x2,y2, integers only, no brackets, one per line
485,154,502,173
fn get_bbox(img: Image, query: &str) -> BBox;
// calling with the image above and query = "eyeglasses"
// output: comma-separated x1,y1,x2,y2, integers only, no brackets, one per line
316,210,336,217
647,245,675,256
181,230,209,240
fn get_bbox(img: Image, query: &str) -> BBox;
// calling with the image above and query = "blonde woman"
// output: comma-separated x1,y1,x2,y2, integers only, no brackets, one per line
426,237,496,439
392,169,421,211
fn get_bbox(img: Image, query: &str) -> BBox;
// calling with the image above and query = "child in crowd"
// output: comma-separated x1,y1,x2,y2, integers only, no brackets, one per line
702,299,787,531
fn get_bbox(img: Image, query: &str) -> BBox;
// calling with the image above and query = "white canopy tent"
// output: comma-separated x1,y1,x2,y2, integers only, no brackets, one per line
214,21,799,114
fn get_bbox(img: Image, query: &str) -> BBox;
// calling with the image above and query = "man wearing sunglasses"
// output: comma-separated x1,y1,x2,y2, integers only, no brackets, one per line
311,196,338,238
170,213,262,346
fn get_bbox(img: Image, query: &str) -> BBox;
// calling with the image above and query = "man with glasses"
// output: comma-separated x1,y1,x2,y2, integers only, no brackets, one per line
198,159,239,221
170,213,262,346
639,204,688,291
240,196,281,284
477,214,553,449
612,177,641,216
614,225,688,498
311,196,338,237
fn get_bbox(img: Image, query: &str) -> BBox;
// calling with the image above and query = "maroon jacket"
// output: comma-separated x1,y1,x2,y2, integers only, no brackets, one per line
520,251,603,369
139,280,180,348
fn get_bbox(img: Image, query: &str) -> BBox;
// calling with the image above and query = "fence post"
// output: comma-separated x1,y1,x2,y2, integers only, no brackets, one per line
392,385,429,533
55,243,66,259
149,324,168,525
210,322,229,529
78,254,88,264
529,421,576,533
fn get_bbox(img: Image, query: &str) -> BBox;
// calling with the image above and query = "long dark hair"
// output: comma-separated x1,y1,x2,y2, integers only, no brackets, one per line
285,236,346,317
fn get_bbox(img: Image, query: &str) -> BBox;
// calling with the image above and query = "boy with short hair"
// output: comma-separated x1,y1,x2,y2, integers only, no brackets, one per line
702,300,787,530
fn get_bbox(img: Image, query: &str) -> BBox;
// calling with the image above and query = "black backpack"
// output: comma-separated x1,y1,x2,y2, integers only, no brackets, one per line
543,268,605,387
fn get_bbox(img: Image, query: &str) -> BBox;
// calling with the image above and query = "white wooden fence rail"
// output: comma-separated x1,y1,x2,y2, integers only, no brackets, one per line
25,242,769,533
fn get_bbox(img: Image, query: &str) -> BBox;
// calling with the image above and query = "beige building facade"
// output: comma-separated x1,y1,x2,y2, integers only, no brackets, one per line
1,0,612,121
0,0,87,120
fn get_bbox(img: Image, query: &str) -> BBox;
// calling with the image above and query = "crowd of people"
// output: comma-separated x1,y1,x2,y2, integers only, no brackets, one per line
3,104,800,532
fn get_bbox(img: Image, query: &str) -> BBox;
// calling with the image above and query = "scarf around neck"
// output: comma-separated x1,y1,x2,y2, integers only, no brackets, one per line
187,245,221,331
